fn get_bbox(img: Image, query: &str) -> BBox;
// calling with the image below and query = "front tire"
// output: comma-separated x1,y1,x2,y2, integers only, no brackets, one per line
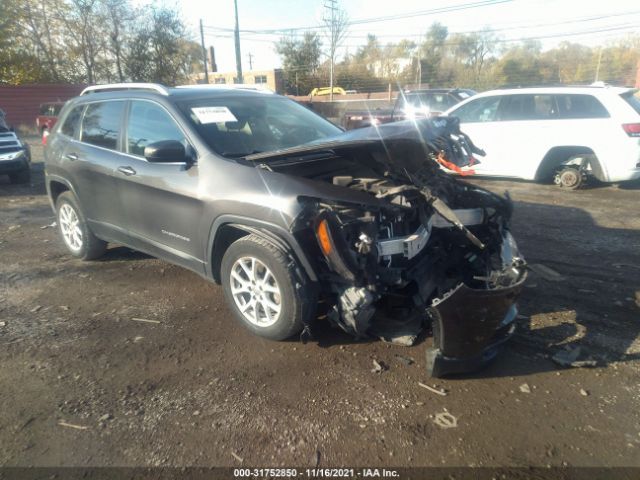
220,234,316,340
56,191,107,260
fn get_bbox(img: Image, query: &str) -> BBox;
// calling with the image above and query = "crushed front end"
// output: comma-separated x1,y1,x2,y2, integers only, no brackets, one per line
251,118,527,377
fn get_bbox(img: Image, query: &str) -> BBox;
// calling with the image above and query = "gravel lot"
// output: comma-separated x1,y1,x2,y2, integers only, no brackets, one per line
1,139,639,468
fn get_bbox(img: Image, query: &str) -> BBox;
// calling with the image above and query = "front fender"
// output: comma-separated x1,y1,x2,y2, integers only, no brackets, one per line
206,214,319,283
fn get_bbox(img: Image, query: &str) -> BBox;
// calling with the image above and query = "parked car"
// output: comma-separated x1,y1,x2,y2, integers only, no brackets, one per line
444,86,640,188
45,83,527,377
37,102,65,144
343,88,475,130
342,108,396,130
0,109,31,183
395,88,477,119
310,86,346,97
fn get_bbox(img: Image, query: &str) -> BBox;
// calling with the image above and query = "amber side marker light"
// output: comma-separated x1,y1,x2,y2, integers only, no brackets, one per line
317,219,333,255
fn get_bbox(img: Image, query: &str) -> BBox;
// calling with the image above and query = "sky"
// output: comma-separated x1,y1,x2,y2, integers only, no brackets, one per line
146,0,640,74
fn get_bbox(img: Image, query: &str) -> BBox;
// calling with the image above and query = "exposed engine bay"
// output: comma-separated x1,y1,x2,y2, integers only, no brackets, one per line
247,117,527,376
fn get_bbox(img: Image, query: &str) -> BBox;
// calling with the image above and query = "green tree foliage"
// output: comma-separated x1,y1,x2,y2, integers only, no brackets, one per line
275,21,640,93
0,0,200,85
419,22,449,86
125,7,195,85
276,32,323,95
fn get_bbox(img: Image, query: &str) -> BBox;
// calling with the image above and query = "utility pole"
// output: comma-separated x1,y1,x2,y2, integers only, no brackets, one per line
594,46,603,83
199,19,209,84
324,0,337,101
234,0,243,83
247,52,254,70
416,51,421,89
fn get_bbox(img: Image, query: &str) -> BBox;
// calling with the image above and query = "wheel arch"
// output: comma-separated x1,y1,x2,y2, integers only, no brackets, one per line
535,146,605,182
47,176,75,210
207,216,318,284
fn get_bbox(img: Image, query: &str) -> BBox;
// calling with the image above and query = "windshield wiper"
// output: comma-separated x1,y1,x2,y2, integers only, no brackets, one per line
221,150,263,159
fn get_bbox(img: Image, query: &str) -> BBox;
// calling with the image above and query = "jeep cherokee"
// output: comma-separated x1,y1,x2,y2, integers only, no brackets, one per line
44,83,527,377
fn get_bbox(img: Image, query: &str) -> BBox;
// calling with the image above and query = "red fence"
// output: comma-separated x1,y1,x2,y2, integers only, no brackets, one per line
0,84,86,130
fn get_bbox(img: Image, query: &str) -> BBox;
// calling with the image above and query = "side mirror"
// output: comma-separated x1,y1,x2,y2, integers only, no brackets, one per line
144,140,187,163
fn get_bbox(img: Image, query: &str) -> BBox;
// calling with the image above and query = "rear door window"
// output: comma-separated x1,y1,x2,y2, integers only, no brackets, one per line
451,96,502,123
60,105,84,138
555,94,609,119
500,94,557,121
126,101,187,157
80,101,125,150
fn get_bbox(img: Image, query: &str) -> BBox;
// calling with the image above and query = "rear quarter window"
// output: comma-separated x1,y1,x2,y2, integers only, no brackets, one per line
621,90,640,115
60,105,84,138
556,94,609,119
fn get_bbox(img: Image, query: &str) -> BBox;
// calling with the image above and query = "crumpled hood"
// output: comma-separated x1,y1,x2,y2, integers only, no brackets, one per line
245,116,484,176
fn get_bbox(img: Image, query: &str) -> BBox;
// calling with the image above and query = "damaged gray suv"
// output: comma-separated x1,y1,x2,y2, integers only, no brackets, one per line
45,83,527,377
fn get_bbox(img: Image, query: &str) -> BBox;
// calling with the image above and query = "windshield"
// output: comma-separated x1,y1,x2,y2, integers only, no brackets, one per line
177,95,341,158
621,90,640,115
401,92,456,112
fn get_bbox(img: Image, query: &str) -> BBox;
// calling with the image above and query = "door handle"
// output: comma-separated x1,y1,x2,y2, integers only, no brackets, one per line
117,166,136,176
66,153,78,161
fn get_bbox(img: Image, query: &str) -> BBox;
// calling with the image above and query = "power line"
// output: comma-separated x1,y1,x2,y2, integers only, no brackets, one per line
203,0,516,34
203,22,640,48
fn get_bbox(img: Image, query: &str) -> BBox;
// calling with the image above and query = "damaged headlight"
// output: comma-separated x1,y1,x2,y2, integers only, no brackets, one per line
314,211,360,283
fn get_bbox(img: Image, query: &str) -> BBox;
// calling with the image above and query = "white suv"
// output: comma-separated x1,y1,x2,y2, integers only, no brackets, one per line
444,86,640,188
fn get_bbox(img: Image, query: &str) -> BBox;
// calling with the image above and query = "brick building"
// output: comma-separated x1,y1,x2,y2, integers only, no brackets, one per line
195,69,285,94
0,84,85,130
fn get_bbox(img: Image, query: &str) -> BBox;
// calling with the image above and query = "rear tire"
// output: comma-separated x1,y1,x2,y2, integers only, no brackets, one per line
220,234,317,340
55,191,107,260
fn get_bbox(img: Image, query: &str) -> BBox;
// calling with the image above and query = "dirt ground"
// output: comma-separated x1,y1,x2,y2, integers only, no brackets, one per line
1,138,639,469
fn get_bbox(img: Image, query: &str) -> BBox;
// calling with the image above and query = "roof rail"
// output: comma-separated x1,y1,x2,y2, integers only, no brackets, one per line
80,83,170,96
175,84,274,94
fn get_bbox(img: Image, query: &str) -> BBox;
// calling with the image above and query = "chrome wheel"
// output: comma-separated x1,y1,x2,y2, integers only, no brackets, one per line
59,203,83,252
229,256,282,327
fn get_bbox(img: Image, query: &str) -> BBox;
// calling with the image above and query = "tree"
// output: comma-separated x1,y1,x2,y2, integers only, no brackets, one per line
496,40,547,86
101,0,134,82
124,6,192,84
275,32,322,95
0,0,194,85
353,34,381,72
450,28,498,87
60,0,106,84
418,22,448,86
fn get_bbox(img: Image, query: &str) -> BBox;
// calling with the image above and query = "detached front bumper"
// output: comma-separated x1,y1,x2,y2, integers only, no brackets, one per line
426,273,527,377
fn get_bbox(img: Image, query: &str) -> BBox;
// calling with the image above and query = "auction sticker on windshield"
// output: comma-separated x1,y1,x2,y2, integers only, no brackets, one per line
191,106,237,124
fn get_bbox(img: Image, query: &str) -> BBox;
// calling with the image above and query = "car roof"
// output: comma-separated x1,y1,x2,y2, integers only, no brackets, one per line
404,88,467,94
473,85,635,97
70,86,279,105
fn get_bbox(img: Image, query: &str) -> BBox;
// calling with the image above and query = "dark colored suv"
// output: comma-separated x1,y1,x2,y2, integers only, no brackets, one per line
0,108,31,183
45,83,527,377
